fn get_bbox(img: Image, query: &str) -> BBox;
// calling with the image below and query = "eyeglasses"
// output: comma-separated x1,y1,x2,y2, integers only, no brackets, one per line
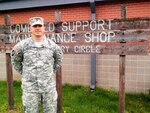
32,25,43,28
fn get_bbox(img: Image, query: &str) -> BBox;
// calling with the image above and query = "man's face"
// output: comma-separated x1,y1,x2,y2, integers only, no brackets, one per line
30,24,45,37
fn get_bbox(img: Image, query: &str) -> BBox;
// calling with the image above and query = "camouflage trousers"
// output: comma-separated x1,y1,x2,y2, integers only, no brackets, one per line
22,88,57,113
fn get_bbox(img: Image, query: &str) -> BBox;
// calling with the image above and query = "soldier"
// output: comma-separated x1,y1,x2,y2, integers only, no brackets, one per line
11,17,63,113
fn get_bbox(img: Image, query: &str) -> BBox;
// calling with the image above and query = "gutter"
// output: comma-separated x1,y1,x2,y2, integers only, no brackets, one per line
0,0,107,11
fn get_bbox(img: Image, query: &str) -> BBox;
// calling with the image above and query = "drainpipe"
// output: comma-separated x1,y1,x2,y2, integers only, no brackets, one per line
90,0,96,91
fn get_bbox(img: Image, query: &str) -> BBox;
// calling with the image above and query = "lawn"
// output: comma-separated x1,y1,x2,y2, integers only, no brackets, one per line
0,81,150,113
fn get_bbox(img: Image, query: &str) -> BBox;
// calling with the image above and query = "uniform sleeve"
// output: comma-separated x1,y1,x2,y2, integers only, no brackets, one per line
11,43,23,75
53,44,63,73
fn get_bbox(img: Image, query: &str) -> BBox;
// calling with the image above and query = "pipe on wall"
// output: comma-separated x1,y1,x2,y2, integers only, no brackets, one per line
89,0,97,91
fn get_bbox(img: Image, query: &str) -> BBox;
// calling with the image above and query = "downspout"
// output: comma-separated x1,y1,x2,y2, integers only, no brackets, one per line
89,0,96,91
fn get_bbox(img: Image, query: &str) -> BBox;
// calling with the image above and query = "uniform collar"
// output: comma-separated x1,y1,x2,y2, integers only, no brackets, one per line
29,36,50,48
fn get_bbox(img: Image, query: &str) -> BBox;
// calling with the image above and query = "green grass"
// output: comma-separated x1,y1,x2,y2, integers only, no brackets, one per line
0,81,150,113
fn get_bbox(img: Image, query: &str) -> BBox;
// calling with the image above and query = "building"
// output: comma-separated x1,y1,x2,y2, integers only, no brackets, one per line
0,0,150,93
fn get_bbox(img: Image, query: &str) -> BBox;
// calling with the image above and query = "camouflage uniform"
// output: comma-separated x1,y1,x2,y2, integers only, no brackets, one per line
11,37,63,113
